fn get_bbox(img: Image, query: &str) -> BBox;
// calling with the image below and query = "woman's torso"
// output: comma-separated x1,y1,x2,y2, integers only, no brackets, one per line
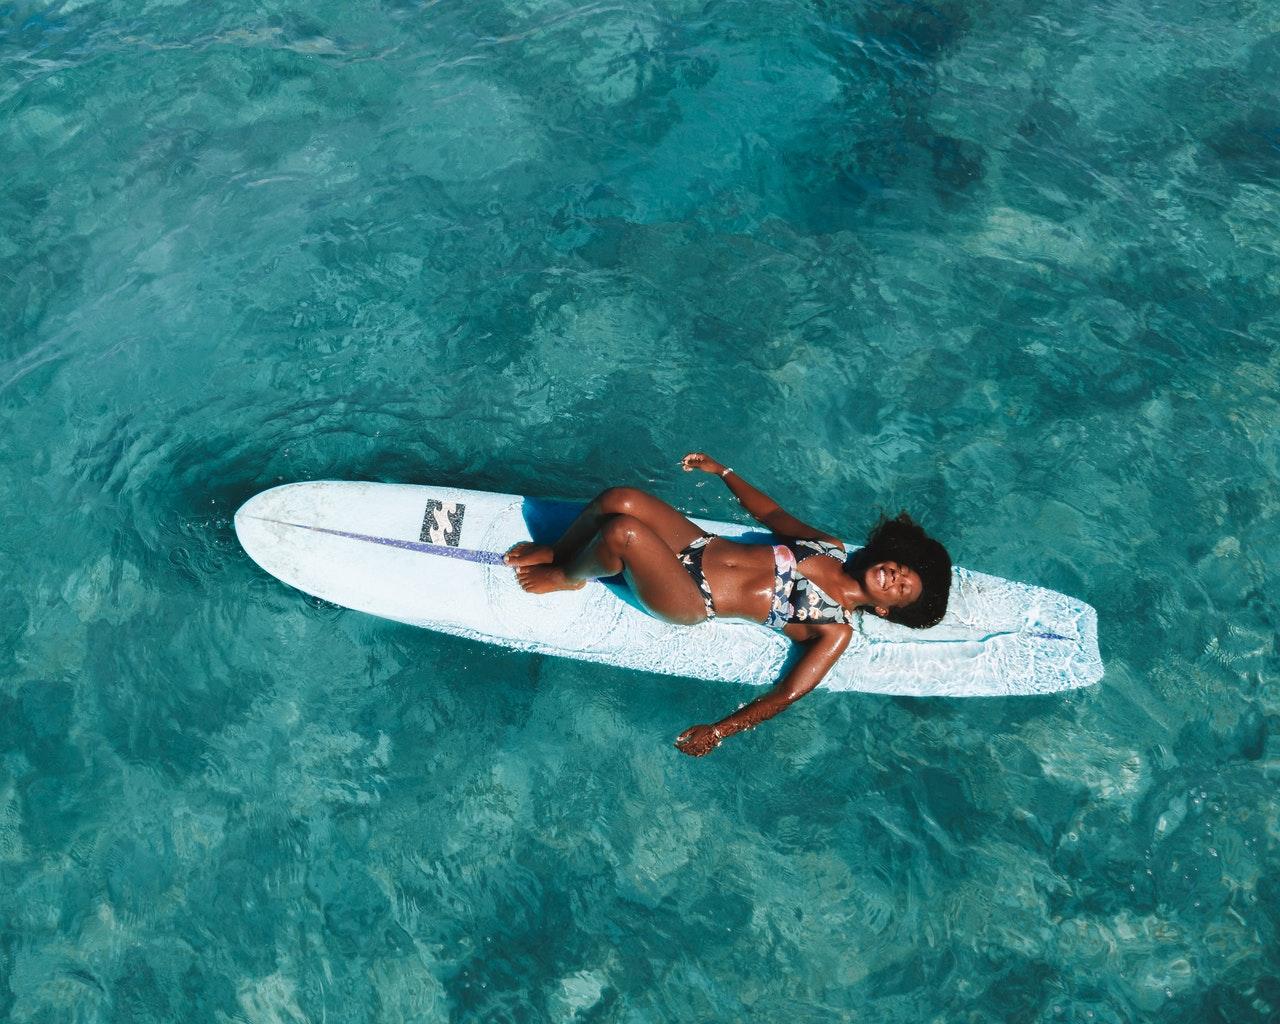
701,537,851,625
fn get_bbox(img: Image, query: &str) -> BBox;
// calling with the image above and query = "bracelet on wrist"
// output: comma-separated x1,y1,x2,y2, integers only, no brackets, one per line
720,467,733,478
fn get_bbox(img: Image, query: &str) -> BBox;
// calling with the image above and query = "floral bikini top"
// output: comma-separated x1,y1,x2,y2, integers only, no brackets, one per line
763,538,853,630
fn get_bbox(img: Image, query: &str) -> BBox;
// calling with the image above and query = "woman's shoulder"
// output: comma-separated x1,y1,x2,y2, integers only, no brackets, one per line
788,534,846,556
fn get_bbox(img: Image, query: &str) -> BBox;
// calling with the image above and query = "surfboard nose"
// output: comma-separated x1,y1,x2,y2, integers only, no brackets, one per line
235,481,319,527
235,484,292,571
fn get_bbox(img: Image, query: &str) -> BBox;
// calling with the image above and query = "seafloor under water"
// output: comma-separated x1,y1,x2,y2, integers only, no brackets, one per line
2,0,1278,1020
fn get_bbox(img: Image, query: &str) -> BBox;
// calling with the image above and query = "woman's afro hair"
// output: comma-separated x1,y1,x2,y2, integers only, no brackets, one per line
845,512,952,628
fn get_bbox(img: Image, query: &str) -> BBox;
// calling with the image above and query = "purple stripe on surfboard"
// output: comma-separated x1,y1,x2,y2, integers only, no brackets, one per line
242,515,506,565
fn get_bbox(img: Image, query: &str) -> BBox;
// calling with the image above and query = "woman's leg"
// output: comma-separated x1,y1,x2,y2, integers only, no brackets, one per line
515,515,709,625
505,487,707,567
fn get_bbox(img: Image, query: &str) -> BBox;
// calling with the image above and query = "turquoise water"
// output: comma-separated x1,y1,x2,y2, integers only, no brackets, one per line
2,0,1278,1018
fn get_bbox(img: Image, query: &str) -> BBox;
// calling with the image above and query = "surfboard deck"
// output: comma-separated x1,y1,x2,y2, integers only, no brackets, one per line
234,481,1103,697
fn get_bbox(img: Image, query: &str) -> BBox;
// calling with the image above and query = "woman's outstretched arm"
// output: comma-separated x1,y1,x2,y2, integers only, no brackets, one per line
681,452,838,542
675,623,852,757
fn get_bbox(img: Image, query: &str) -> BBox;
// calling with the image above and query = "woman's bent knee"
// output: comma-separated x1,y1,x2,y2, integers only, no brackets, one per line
599,514,641,549
596,486,648,515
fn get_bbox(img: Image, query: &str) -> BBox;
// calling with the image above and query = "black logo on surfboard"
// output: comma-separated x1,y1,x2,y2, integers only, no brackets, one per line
421,501,464,547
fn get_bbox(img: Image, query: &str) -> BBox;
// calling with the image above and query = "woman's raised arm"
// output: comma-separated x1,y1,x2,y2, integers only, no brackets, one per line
681,452,838,542
674,622,852,757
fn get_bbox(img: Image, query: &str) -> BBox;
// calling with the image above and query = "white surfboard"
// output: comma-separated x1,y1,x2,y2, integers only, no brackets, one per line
234,481,1103,697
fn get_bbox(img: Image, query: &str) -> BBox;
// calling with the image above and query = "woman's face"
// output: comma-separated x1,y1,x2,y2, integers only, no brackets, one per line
863,561,922,611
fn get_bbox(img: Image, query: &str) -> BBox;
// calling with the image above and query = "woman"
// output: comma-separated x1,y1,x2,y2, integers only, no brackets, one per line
504,453,952,757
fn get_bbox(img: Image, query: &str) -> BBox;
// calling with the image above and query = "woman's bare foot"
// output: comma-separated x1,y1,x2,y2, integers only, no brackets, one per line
516,564,587,594
504,542,555,567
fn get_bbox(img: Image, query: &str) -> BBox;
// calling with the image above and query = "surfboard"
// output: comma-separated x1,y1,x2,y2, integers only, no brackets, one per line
234,481,1103,697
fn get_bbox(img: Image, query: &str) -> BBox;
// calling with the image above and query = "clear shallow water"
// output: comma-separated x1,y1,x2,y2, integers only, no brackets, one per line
2,0,1278,1019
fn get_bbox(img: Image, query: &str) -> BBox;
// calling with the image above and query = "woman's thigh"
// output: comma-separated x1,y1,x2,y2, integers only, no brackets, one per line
600,515,708,625
596,487,708,554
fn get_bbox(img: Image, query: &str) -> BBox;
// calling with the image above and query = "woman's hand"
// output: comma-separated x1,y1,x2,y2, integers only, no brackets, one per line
681,452,725,476
675,724,723,757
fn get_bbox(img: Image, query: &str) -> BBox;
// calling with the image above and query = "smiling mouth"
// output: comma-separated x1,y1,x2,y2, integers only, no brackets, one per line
878,567,887,590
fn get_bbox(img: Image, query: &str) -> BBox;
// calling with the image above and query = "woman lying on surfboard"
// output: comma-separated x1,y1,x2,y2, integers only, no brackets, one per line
504,452,951,757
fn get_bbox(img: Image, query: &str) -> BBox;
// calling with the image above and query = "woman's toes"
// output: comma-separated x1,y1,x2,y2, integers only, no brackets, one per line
513,564,586,594
505,543,555,567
